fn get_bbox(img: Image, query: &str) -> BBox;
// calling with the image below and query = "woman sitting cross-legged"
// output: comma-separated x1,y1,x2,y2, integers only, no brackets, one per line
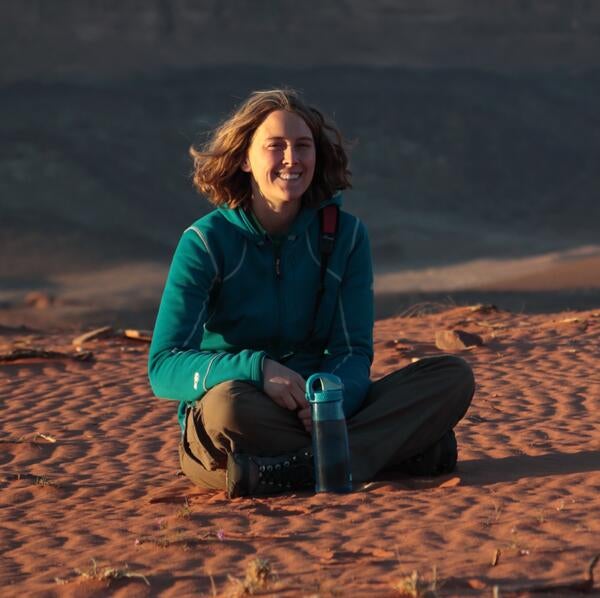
148,88,475,498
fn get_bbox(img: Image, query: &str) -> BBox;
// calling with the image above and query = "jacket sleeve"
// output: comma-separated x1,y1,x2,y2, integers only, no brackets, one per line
148,227,266,403
320,219,374,418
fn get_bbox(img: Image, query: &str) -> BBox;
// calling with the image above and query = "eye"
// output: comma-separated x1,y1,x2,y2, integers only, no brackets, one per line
267,142,284,150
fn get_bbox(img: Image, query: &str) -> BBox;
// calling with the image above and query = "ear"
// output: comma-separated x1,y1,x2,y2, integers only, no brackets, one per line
240,156,251,173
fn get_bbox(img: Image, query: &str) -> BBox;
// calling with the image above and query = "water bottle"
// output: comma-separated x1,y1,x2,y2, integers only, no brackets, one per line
306,373,352,493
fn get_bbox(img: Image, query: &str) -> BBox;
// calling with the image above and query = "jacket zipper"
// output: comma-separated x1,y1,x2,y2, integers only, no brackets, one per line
275,256,281,279
273,242,282,356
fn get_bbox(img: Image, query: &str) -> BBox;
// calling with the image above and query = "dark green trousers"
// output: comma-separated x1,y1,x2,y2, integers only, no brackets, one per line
179,355,475,490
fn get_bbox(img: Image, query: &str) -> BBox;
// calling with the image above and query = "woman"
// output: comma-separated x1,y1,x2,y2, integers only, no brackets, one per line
148,89,474,498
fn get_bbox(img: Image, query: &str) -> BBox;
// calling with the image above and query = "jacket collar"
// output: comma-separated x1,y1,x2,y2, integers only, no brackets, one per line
217,193,342,243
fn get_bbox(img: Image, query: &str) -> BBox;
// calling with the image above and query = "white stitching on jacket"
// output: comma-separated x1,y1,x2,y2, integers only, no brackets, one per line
331,295,353,373
223,240,247,282
185,226,219,277
183,275,218,348
182,226,221,348
304,230,342,282
349,217,360,253
202,354,220,392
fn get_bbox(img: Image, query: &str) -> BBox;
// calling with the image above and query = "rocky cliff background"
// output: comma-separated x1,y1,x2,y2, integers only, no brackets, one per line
1,1,599,325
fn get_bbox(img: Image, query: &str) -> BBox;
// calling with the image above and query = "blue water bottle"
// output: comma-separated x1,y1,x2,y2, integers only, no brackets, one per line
306,373,352,493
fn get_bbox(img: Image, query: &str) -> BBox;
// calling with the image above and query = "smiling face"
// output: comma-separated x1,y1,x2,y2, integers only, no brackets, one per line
241,109,316,211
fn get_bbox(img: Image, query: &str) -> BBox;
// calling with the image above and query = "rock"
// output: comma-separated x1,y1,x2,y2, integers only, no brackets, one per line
435,329,483,351
393,340,414,353
467,304,498,314
23,291,54,309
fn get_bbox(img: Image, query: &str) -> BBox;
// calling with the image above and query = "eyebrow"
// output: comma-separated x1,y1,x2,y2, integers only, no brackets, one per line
264,136,314,142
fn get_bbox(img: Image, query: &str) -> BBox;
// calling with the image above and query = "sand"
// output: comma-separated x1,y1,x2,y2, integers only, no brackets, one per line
375,246,600,294
0,305,599,597
1,245,600,333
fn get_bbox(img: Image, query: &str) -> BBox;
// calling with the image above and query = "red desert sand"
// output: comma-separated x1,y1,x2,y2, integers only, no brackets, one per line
1,305,599,597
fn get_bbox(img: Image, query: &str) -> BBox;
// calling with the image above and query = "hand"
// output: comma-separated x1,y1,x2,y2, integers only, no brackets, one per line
296,405,312,433
262,358,311,432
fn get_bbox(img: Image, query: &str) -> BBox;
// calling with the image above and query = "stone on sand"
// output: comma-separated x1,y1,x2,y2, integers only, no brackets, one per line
435,329,483,351
23,291,54,309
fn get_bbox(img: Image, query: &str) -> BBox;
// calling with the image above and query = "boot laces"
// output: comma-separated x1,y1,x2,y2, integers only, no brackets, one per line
256,451,312,491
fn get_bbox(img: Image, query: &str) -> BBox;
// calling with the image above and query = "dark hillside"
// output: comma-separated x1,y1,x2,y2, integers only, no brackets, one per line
1,67,599,280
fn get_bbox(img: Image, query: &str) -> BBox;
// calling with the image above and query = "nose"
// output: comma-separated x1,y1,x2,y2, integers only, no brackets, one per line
282,144,298,165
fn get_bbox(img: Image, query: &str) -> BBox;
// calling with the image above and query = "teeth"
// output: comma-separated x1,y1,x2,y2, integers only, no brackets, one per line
278,173,301,180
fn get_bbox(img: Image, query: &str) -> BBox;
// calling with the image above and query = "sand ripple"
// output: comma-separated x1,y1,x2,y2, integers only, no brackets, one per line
0,307,598,596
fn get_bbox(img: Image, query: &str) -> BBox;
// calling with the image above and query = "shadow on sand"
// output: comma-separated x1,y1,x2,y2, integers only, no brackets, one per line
375,449,599,490
458,449,600,485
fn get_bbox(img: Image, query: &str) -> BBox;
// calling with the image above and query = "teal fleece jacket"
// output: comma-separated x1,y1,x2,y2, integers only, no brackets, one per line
148,194,374,430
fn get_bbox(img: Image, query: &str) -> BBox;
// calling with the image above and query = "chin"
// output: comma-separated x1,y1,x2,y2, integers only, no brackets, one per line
277,192,304,205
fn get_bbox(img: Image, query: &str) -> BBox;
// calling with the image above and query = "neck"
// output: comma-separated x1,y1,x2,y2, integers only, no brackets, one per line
250,195,301,236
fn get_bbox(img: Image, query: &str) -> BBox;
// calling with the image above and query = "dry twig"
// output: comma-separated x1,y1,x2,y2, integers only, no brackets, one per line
0,348,94,363
55,559,150,586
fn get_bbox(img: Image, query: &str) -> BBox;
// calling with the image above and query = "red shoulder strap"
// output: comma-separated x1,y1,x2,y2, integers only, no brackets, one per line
321,204,338,235
319,204,339,256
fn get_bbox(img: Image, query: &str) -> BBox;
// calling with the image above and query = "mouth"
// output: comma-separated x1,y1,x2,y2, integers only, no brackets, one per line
276,171,302,181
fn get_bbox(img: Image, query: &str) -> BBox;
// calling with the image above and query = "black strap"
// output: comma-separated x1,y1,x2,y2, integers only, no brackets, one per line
309,204,339,338
280,205,339,363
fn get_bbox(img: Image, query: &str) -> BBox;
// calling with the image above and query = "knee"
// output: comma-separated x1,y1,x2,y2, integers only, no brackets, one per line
198,380,257,436
443,355,476,406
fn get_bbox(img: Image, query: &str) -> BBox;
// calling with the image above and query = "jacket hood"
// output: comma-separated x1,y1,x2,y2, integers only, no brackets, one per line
217,193,343,242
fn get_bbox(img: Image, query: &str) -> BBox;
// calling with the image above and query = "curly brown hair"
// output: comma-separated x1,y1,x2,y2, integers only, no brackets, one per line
190,89,351,208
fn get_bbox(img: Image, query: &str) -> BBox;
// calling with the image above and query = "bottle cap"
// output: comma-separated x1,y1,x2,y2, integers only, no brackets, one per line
306,373,344,403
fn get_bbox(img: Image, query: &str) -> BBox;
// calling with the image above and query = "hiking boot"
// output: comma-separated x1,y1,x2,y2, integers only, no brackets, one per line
401,429,458,476
226,448,314,498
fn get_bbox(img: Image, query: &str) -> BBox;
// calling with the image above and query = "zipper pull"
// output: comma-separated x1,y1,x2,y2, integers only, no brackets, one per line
275,256,282,278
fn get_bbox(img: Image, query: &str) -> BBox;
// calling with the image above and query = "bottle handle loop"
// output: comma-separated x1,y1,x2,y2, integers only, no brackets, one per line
306,373,344,403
